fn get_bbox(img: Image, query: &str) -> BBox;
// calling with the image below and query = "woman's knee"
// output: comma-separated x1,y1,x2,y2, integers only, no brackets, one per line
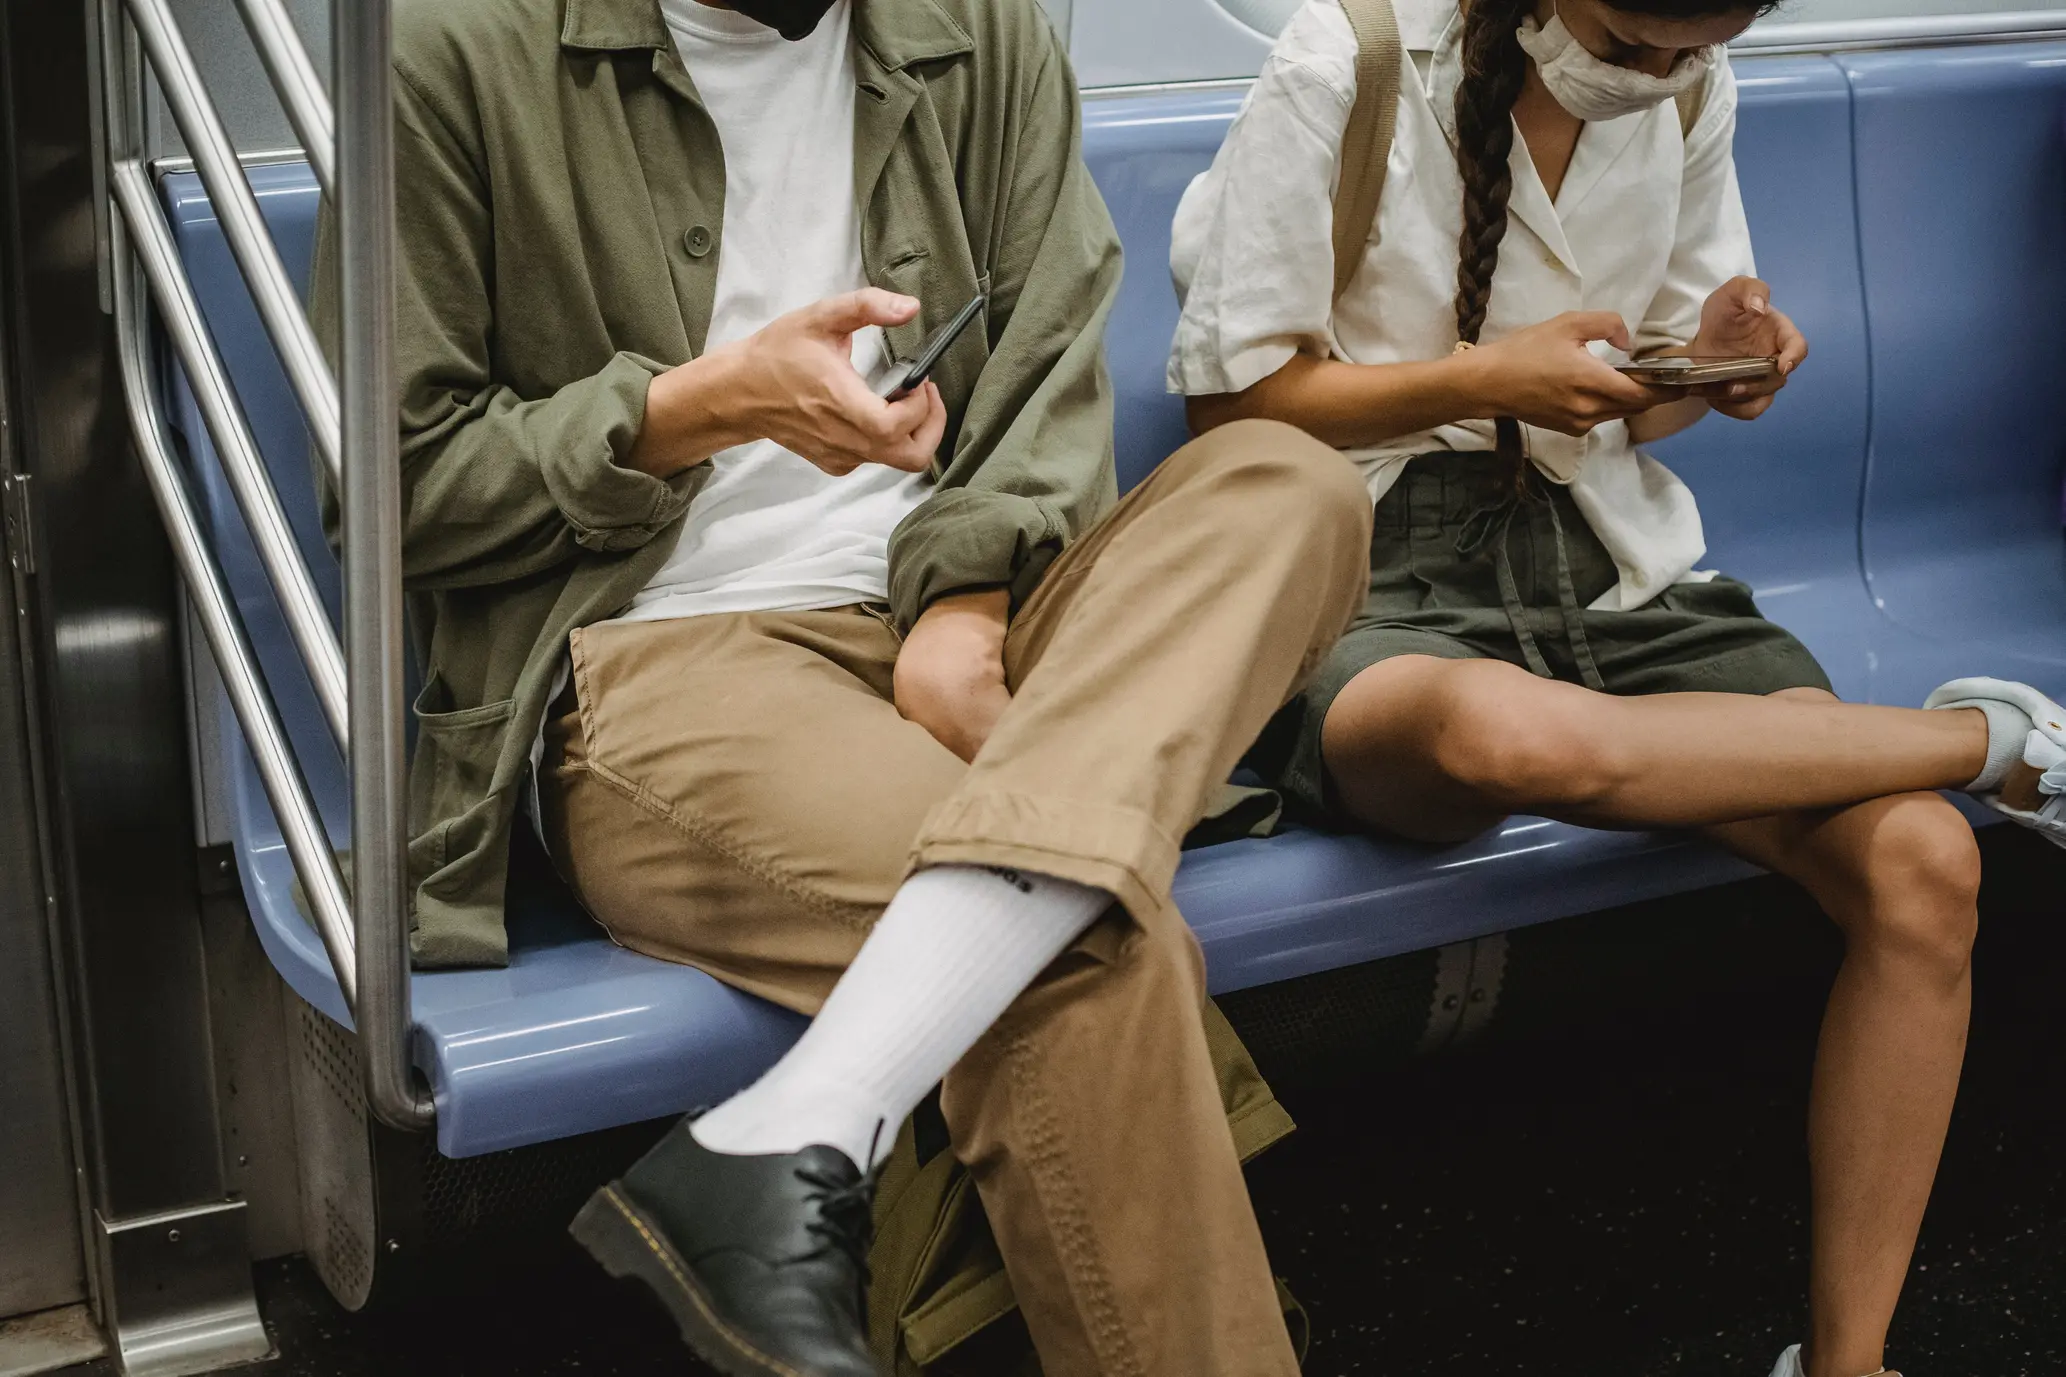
1421,661,1634,808
1815,796,1982,976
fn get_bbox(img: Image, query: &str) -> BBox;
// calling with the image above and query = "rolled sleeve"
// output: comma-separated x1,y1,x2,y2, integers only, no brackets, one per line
1167,6,1354,398
526,351,694,552
889,488,1065,623
312,64,700,592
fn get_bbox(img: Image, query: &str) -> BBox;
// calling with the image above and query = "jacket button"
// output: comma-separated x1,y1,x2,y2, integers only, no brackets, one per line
684,224,714,258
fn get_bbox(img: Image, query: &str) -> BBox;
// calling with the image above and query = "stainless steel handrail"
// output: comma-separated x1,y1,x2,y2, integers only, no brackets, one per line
99,0,432,1130
111,158,347,747
229,0,335,199
109,230,360,1013
123,0,342,483
338,0,430,1132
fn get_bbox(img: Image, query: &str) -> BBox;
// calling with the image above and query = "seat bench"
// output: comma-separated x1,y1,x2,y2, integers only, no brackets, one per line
163,40,2066,1158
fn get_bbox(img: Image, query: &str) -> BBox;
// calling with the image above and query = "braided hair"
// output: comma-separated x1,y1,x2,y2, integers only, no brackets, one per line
1452,0,1538,470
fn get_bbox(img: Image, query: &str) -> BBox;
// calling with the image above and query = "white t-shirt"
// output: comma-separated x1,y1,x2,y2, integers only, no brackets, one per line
617,0,932,625
530,0,930,831
1167,0,1756,609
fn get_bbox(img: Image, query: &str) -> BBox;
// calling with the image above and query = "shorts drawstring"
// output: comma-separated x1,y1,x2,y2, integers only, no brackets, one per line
1454,472,1608,692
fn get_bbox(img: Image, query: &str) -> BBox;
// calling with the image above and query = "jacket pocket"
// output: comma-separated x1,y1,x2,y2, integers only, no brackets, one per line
412,671,518,833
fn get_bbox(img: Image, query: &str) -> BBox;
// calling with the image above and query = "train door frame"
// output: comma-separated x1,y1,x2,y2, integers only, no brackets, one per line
0,2,269,1372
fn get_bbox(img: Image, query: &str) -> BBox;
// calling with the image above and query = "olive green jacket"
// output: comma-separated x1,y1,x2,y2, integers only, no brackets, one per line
311,0,1123,966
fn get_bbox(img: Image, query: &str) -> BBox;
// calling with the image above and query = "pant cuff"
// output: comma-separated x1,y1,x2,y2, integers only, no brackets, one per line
908,791,1184,933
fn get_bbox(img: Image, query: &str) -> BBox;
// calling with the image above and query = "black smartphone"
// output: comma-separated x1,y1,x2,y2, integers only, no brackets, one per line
876,289,987,400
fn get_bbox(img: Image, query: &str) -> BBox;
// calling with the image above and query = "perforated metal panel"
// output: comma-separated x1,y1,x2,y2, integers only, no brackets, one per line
286,994,673,1312
414,1120,666,1251
287,999,377,1310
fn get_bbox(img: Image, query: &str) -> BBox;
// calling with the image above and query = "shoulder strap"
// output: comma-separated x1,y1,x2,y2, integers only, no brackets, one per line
1331,0,1403,301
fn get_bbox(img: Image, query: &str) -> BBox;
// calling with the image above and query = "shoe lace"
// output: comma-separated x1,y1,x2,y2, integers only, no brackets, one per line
795,1125,884,1318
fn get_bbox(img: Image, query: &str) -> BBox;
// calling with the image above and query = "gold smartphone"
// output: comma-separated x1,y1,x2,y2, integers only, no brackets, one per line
1616,356,1778,386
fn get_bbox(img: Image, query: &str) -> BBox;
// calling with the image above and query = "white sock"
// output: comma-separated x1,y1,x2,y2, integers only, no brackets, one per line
691,864,1112,1167
1943,697,2033,793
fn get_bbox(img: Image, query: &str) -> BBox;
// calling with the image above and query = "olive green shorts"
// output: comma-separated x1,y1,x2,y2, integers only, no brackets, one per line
1247,452,1832,821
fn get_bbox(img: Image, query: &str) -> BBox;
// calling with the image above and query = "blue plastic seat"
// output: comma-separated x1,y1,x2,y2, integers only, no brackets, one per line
164,45,2066,1158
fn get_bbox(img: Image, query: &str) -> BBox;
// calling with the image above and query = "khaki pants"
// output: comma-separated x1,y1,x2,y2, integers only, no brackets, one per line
539,421,1372,1376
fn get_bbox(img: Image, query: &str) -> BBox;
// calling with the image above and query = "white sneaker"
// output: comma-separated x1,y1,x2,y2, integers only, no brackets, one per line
1925,676,2066,847
1771,1345,1900,1377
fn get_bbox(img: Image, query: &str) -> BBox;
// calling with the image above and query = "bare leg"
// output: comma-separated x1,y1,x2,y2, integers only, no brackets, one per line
1323,667,1979,1377
1321,656,1989,842
1708,786,1977,1377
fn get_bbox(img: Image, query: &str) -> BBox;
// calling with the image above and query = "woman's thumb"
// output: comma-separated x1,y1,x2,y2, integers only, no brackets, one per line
1725,276,1770,318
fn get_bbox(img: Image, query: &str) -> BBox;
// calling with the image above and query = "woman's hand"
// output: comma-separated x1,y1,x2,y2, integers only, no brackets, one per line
894,589,1012,763
1684,275,1809,421
1463,312,1678,435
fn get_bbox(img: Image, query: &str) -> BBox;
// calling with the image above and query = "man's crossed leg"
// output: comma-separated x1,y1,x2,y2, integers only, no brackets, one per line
544,424,1372,1376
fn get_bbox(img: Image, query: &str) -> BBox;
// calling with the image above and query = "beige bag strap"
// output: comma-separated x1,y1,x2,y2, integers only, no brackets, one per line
1331,0,1403,300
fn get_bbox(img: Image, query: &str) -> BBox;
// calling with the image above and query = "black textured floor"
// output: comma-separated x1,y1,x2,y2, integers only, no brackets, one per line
69,830,2066,1376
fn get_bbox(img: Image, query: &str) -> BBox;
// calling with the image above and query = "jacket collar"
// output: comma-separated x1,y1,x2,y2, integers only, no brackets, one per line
1418,0,1584,278
561,0,973,69
561,0,670,51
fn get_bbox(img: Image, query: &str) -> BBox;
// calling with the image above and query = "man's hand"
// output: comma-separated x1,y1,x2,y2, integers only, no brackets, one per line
1685,275,1809,421
894,589,1011,764
1462,312,1678,435
630,288,949,478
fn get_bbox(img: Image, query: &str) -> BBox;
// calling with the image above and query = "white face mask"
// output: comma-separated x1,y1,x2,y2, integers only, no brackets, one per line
1515,8,1712,122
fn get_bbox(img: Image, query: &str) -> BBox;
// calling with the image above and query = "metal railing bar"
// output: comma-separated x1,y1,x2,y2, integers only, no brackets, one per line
150,148,313,178
124,0,342,484
112,158,348,748
338,0,431,1132
229,0,334,199
110,234,359,1014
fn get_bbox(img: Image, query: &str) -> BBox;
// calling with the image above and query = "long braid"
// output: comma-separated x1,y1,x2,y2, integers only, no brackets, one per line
1452,0,1535,472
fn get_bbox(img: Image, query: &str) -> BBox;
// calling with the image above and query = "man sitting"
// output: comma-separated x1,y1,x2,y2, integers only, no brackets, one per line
318,0,1371,1371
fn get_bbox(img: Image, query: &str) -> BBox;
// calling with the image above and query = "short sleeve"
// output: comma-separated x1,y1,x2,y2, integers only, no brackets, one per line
1166,0,1358,397
1635,53,1758,356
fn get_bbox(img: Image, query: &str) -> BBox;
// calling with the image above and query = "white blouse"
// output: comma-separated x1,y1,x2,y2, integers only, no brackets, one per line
1167,0,1758,609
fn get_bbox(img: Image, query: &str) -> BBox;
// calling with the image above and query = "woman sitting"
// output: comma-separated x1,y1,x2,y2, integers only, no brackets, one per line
1168,0,2066,1373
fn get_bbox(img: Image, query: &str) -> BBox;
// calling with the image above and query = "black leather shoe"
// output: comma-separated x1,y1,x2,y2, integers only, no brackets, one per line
571,1120,881,1377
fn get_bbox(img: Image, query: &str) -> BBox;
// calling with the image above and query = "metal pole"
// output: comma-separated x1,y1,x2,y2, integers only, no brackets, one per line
123,0,341,483
229,0,335,198
338,0,431,1131
109,240,359,1014
111,160,348,749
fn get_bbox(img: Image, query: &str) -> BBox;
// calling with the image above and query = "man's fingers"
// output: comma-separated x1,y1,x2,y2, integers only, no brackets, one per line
876,386,946,473
910,380,948,456
878,382,934,437
801,287,922,336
